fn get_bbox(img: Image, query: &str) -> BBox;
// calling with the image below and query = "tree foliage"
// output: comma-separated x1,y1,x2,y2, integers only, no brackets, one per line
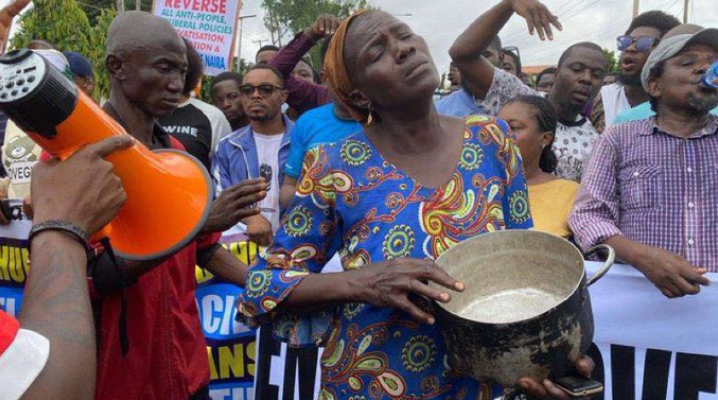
11,0,116,100
12,0,91,51
261,0,373,68
198,58,248,102
80,0,151,24
603,48,619,73
86,7,116,101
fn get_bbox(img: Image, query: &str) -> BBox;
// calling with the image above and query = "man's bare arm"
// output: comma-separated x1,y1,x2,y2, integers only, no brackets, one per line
20,233,96,400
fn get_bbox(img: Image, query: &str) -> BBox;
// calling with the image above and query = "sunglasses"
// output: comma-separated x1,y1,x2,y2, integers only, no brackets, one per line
617,35,659,53
239,84,284,98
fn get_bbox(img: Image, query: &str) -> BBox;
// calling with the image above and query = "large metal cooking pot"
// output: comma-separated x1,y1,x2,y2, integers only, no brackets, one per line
430,230,614,387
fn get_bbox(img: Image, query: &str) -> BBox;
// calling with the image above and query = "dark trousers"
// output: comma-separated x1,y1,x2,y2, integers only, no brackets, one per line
188,386,210,400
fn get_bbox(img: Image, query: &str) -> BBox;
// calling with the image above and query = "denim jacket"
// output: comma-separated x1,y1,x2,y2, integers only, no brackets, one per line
211,115,294,201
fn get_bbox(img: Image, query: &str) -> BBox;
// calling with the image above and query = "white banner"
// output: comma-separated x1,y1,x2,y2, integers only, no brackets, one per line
4,245,715,400
253,262,718,400
152,0,242,76
587,262,718,400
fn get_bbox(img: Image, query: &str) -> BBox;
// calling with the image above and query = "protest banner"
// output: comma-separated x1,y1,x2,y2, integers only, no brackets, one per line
251,263,718,400
197,234,259,400
203,233,342,400
0,212,32,318
152,0,242,76
586,262,718,400
3,233,716,400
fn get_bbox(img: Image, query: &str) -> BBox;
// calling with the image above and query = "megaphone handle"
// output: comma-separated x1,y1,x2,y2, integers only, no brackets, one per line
91,225,112,244
98,236,130,356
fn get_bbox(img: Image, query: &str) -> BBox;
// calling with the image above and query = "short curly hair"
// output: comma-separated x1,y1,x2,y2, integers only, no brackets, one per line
625,11,680,38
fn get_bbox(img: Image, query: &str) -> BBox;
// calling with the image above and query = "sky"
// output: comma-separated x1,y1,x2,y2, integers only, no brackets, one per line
235,0,716,75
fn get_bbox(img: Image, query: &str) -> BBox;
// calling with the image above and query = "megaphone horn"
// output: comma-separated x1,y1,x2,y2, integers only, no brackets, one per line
0,49,212,261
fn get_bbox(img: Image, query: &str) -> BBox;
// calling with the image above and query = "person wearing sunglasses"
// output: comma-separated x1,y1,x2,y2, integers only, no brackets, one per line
212,64,293,247
571,25,718,298
590,11,680,133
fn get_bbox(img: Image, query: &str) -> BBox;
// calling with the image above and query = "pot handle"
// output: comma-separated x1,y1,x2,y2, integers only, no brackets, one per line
584,244,615,286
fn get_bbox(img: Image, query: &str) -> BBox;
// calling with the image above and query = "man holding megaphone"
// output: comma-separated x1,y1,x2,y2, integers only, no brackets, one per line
83,12,264,400
0,8,264,400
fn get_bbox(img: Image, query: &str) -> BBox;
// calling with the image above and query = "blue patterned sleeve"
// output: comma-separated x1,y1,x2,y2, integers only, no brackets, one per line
238,144,342,347
494,118,534,230
284,117,307,179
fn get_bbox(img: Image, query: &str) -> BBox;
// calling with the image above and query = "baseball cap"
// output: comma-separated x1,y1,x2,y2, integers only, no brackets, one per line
62,51,94,79
641,28,718,91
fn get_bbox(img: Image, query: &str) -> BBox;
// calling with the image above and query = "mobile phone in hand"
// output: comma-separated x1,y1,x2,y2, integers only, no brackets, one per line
1,199,23,221
555,375,603,397
259,164,273,192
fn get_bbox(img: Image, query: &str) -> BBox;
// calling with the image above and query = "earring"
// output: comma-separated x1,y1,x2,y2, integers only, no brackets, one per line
366,103,374,125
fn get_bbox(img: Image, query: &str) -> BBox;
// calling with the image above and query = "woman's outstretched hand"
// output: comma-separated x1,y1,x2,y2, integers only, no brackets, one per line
346,258,464,324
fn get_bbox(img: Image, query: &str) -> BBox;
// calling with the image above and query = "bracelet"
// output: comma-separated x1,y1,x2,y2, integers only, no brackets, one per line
29,220,91,254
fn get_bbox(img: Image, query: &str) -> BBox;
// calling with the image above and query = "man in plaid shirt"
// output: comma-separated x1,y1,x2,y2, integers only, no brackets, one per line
570,25,718,299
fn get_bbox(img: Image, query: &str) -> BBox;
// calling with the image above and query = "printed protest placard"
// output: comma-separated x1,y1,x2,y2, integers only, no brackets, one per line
153,0,242,76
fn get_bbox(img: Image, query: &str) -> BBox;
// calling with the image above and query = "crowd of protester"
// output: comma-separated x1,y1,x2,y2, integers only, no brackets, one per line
0,0,715,398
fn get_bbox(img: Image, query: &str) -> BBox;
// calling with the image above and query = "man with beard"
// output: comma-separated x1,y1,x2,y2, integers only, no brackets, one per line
450,0,606,182
213,65,292,246
591,11,679,132
613,24,718,124
570,27,718,299
435,35,504,117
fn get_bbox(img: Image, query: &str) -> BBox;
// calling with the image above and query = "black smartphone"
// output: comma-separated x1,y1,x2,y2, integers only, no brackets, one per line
555,375,604,397
1,199,23,221
259,164,273,192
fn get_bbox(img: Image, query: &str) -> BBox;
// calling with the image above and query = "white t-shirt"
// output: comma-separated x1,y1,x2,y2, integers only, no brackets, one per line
480,68,600,182
599,83,632,129
0,329,50,400
254,133,284,232
0,121,41,200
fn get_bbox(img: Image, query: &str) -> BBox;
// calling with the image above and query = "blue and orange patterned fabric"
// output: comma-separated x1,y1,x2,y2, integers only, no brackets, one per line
239,115,533,399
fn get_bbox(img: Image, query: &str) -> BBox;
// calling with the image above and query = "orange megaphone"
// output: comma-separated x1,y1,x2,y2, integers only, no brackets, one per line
0,49,212,261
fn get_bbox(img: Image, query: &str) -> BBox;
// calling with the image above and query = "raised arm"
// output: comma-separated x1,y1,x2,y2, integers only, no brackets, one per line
0,0,31,50
450,0,561,100
269,14,339,113
271,14,339,77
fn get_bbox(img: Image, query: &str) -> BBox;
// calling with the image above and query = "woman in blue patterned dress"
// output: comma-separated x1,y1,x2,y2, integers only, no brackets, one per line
239,10,593,400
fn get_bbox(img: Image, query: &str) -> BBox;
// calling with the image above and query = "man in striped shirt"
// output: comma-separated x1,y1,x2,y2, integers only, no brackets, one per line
570,26,718,298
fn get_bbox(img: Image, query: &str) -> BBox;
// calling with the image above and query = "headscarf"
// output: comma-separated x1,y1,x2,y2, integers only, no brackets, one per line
324,10,373,124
